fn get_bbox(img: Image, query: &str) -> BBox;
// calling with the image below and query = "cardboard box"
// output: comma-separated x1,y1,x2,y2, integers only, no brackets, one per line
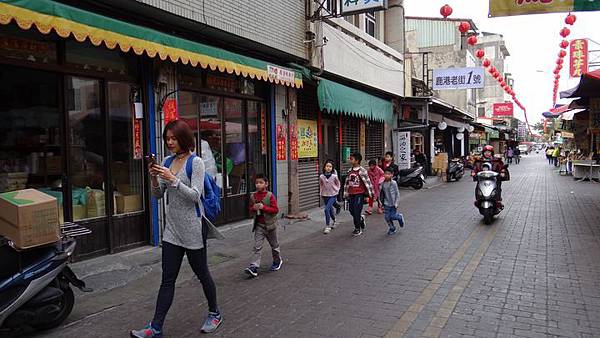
0,189,60,249
115,194,142,214
0,172,28,191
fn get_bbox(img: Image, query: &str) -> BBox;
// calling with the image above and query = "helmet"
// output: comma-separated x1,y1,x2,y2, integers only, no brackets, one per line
482,145,494,158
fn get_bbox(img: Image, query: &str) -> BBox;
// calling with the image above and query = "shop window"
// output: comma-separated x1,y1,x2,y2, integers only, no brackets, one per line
0,66,63,217
109,82,144,215
66,76,105,221
224,99,246,196
65,40,137,76
412,133,424,153
0,25,57,65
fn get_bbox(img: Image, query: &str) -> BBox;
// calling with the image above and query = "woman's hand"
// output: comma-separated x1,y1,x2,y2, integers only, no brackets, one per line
148,163,161,177
153,165,177,183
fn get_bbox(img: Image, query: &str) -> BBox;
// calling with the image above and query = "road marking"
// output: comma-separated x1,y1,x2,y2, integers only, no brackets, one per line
421,225,500,338
384,225,484,338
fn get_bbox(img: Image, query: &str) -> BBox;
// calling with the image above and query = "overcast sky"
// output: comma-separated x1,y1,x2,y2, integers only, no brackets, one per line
404,0,599,126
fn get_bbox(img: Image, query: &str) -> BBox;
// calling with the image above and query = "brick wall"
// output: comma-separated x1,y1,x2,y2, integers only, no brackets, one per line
136,0,307,59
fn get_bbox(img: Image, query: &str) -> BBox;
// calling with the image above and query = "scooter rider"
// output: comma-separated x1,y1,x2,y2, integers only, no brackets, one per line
471,145,507,207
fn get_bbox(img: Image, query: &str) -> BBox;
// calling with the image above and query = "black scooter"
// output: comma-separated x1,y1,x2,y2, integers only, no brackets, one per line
0,223,91,334
447,158,465,182
396,166,426,190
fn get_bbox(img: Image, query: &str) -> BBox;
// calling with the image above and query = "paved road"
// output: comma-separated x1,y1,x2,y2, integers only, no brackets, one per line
38,154,600,337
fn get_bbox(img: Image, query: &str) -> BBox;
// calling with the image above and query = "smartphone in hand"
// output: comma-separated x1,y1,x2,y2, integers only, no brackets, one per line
145,154,157,167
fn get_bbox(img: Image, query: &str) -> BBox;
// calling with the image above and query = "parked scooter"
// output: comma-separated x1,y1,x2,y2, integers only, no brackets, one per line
447,158,465,182
473,162,506,225
396,166,426,190
0,227,91,334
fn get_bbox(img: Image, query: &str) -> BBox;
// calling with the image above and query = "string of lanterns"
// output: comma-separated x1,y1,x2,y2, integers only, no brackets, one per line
552,13,576,106
440,4,533,136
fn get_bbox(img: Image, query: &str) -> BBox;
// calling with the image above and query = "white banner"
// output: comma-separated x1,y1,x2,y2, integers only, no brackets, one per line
393,131,411,170
340,0,388,15
432,67,485,90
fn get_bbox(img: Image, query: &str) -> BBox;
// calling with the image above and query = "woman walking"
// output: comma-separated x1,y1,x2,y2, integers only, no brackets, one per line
320,160,341,234
131,120,222,337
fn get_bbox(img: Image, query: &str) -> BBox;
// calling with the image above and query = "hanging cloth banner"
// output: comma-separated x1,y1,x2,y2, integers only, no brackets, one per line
489,0,600,17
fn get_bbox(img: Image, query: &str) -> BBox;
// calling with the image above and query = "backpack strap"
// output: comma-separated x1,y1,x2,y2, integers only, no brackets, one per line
262,191,272,206
185,154,196,181
164,155,175,169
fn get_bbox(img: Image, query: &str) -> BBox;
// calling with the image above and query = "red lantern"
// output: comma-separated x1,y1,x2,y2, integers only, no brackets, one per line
493,71,500,79
467,35,478,46
557,58,564,65
482,59,491,68
560,27,571,38
557,64,563,70
565,14,577,25
458,21,471,33
440,4,453,18
559,50,567,58
500,81,506,87
475,49,485,59
489,66,497,73
560,40,569,49
555,74,561,80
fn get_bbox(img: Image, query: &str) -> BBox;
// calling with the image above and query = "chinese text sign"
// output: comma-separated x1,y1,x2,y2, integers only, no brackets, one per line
432,67,485,90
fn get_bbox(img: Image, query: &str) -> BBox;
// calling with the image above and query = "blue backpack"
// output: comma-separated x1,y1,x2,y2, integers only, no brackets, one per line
164,154,221,222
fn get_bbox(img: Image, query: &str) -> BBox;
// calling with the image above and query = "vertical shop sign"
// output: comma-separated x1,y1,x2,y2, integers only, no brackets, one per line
133,119,142,160
290,124,299,160
297,119,318,158
359,121,366,150
394,131,411,170
163,98,178,125
260,106,267,155
570,39,588,78
276,124,287,161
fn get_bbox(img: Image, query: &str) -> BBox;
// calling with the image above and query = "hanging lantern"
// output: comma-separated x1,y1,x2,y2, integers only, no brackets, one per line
557,58,564,65
467,125,475,133
557,64,563,70
458,21,471,33
500,81,506,87
560,40,569,49
559,27,571,38
482,59,491,68
559,50,567,58
555,74,561,80
554,68,560,74
467,35,478,46
493,71,501,79
456,132,464,140
438,121,448,131
565,14,577,25
440,4,453,18
475,49,485,59
489,66,497,73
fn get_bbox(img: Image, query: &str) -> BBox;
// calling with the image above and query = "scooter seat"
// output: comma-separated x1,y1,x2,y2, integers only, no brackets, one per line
0,240,57,280
398,168,416,176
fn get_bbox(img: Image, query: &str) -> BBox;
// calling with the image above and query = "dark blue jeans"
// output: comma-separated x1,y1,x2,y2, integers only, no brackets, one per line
384,205,404,229
152,222,217,330
323,196,337,226
348,194,365,230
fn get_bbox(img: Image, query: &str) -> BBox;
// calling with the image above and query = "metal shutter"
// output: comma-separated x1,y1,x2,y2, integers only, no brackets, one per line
297,85,320,211
365,121,384,164
341,117,360,173
298,160,320,211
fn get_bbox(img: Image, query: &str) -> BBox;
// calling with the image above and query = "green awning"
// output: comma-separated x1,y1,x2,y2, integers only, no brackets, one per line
0,0,302,88
317,78,393,123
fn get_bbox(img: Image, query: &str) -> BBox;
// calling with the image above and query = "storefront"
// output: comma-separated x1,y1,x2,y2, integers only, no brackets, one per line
0,21,147,258
0,0,303,257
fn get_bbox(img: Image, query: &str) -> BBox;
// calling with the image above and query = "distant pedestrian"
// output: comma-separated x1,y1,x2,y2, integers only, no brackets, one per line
244,174,282,278
380,167,405,235
514,148,521,164
131,120,223,338
343,152,374,236
546,147,554,165
507,147,514,164
553,146,561,167
366,159,385,215
320,160,341,234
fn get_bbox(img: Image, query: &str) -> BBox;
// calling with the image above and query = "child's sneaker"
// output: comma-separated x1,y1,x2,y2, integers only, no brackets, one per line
365,207,372,215
130,323,162,338
271,259,283,271
200,311,222,333
387,226,397,236
323,227,332,234
244,266,258,278
377,206,383,214
398,214,405,228
352,228,363,236
360,215,367,229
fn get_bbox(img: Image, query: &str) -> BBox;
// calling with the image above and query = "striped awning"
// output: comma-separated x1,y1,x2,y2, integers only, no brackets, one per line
0,0,303,88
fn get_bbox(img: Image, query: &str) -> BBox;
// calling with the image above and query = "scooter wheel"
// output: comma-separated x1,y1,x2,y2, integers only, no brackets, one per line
483,212,493,225
31,284,75,330
413,180,424,190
